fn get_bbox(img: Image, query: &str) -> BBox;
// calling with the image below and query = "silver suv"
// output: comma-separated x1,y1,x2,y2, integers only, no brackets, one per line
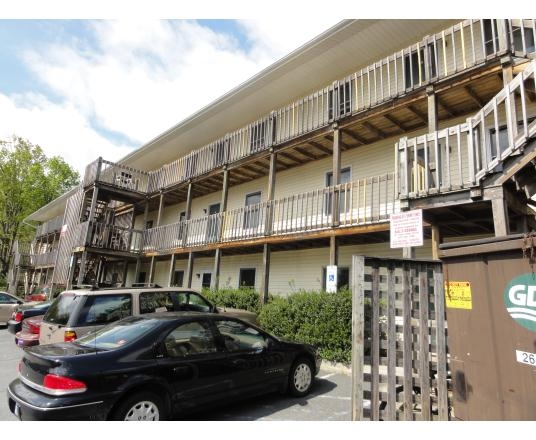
39,286,257,345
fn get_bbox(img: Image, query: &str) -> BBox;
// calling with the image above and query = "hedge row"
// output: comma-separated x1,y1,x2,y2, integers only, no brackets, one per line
203,288,352,364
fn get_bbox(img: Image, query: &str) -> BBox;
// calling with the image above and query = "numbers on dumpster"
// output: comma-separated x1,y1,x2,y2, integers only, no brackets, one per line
516,349,536,366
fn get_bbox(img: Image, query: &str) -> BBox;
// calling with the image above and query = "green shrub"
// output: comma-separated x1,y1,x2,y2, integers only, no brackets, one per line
259,289,353,364
204,287,358,365
202,287,262,314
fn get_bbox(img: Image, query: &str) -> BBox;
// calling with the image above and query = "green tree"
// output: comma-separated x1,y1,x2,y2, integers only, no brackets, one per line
0,136,79,281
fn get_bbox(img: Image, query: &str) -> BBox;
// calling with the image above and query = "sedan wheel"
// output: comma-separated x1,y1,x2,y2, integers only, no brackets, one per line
125,400,160,421
289,359,313,397
112,392,166,421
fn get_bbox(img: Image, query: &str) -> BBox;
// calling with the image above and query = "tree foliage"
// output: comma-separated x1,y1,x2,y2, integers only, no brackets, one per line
0,136,80,279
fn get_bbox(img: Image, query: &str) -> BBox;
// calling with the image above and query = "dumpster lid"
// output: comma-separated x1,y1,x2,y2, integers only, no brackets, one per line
439,233,532,258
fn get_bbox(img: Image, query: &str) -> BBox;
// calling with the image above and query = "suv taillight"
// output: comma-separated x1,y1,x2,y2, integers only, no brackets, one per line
64,330,77,342
42,374,87,395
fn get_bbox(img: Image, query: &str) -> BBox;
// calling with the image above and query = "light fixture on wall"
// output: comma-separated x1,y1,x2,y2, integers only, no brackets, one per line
196,273,200,278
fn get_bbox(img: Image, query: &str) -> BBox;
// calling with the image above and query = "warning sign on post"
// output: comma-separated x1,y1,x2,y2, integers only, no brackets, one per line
445,281,473,309
390,209,423,248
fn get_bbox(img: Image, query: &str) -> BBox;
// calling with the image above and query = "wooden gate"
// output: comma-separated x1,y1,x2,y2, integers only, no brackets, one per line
350,256,450,421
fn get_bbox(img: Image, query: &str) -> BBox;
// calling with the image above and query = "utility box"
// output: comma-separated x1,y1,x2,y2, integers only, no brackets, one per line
440,234,536,420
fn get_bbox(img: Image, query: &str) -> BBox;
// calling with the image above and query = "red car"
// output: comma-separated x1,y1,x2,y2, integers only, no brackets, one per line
15,316,42,347
24,286,50,302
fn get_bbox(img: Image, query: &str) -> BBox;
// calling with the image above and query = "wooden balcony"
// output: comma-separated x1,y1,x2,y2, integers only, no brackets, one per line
142,173,398,254
35,216,63,238
74,221,144,255
31,251,58,267
82,20,534,201
397,59,536,198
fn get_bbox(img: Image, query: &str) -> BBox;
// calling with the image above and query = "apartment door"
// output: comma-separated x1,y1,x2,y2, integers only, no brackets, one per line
206,203,221,243
243,192,261,230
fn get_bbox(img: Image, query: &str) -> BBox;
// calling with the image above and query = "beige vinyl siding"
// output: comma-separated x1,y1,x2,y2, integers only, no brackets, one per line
126,232,486,292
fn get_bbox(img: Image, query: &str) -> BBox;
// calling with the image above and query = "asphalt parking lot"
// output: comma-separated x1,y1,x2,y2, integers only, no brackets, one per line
0,326,352,422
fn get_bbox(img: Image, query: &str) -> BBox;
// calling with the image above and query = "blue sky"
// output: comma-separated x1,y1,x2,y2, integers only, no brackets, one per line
0,16,340,175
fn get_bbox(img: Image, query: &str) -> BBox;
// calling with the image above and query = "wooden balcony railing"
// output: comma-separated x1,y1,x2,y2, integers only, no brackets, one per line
142,173,398,253
397,59,536,197
83,20,532,195
35,216,63,237
86,221,144,253
84,158,150,193
31,251,58,267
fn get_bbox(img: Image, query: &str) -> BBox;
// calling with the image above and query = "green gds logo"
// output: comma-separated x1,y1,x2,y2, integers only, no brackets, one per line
504,273,536,332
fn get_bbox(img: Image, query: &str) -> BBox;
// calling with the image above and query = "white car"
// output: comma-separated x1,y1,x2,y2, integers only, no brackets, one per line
0,291,24,326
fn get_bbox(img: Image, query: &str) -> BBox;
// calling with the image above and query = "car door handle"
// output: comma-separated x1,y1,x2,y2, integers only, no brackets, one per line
173,366,189,374
231,359,246,367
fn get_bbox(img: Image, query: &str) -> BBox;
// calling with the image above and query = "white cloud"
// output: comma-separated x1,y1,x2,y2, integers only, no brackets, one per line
0,92,133,176
1,19,340,176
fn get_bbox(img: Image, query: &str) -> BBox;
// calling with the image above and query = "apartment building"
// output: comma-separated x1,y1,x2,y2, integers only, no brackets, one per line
9,19,536,298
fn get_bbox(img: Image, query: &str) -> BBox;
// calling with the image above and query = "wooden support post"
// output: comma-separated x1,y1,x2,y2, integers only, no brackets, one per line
185,182,193,220
211,249,221,291
148,257,156,284
329,236,338,266
67,254,78,290
77,252,87,286
261,244,271,304
492,191,510,236
427,86,438,132
432,225,441,260
186,252,195,288
167,254,176,286
265,151,277,235
156,191,164,227
332,124,341,227
121,260,128,287
134,258,141,284
220,169,229,212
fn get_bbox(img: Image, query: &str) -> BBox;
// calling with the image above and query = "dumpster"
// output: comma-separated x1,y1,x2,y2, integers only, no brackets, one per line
440,234,536,420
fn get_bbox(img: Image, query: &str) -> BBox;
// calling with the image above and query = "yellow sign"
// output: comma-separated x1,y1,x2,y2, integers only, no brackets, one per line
445,281,472,309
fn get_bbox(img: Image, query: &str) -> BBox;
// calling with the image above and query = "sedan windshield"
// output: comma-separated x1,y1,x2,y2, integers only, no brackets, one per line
75,316,161,350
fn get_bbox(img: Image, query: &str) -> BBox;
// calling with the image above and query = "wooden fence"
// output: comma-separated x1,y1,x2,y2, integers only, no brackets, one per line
351,256,450,421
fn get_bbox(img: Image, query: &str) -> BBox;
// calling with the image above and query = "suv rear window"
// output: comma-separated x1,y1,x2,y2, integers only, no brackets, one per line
43,294,81,326
74,294,132,326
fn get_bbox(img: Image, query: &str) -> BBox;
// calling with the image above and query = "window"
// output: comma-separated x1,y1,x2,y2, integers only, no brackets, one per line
239,268,256,289
75,294,132,326
139,291,212,314
164,320,217,357
243,191,262,229
201,273,212,289
139,292,174,314
512,24,535,53
249,115,276,153
404,44,436,89
0,293,17,304
173,270,184,287
212,139,227,168
215,319,268,352
483,19,499,56
328,80,352,120
206,203,221,243
322,267,350,291
325,168,351,215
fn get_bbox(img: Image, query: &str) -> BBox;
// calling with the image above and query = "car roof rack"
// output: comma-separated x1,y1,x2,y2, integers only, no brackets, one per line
130,283,162,288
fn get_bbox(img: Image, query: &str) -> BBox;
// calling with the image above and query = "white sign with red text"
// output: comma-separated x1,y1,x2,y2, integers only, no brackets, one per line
390,209,423,248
